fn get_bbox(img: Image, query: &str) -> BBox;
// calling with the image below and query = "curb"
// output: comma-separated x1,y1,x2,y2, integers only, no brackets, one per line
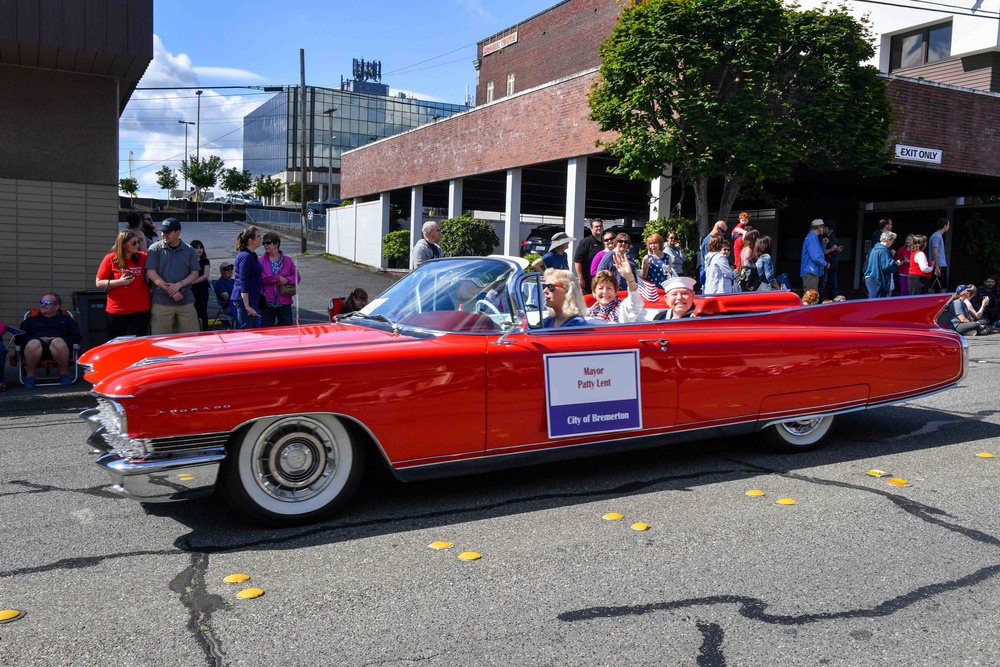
0,385,96,413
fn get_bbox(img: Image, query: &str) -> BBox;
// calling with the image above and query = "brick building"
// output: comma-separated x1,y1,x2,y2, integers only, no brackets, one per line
341,0,1000,289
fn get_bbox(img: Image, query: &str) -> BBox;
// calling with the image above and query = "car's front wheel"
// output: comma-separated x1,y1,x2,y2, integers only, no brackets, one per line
763,415,835,453
221,414,365,525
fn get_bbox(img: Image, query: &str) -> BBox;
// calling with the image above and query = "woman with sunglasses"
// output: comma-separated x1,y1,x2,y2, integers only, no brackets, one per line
590,231,617,279
542,269,588,328
259,232,300,327
95,230,151,338
594,233,640,290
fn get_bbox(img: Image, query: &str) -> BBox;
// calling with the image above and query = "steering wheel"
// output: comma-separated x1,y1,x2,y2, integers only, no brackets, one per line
474,299,502,317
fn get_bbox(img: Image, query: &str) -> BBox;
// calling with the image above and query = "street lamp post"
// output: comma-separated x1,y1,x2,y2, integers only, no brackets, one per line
322,107,336,201
177,120,194,194
195,90,203,221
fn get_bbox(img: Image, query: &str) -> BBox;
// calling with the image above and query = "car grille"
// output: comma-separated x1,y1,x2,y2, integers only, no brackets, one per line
146,432,231,454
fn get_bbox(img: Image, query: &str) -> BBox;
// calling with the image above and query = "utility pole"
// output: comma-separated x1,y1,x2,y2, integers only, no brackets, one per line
178,120,194,193
323,106,336,201
299,49,307,253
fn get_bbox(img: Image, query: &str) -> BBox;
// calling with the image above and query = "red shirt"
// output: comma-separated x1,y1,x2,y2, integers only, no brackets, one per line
97,252,151,314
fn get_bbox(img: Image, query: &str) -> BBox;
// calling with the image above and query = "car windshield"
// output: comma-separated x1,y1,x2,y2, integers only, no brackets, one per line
350,258,517,333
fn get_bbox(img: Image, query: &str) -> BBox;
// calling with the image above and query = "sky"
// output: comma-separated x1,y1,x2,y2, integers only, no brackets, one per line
120,0,559,193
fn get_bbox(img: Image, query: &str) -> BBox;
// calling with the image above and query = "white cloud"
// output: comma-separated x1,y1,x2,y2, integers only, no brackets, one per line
194,66,266,81
457,0,494,22
120,36,271,192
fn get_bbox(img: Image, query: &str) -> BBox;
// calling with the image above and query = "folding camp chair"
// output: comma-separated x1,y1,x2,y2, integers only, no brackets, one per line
210,279,235,330
329,297,345,321
15,309,80,386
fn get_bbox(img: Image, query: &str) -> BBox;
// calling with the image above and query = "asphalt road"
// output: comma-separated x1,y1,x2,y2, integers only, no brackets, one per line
2,336,1000,666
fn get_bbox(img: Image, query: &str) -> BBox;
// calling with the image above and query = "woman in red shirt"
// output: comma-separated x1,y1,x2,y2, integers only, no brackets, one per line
908,235,933,295
96,230,151,338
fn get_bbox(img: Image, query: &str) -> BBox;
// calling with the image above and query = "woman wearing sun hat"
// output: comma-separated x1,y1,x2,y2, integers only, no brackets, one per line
531,232,576,272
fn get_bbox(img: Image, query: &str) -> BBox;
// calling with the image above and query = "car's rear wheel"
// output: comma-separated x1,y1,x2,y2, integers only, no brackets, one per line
763,415,835,453
221,414,365,525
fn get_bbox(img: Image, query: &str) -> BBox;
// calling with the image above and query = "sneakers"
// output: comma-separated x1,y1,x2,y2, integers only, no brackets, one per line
23,376,35,389
59,374,73,387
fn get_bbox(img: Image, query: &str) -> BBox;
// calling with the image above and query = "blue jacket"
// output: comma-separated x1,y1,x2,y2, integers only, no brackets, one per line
755,254,775,284
864,243,897,290
800,232,825,278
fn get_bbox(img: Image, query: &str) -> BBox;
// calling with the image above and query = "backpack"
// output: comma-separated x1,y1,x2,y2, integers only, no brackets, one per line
738,262,761,292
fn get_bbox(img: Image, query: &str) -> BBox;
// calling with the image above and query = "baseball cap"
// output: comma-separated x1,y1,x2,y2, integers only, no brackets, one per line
160,218,182,232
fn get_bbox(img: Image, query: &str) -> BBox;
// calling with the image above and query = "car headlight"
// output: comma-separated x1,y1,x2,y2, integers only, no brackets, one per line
96,398,149,459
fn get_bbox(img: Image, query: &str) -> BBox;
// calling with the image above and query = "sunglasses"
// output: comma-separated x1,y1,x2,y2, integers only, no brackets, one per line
222,268,234,271
603,237,615,243
263,241,276,246
542,283,563,292
126,239,140,245
39,299,56,306
617,240,631,246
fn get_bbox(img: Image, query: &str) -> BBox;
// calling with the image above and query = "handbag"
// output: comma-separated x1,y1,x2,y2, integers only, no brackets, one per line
279,283,297,297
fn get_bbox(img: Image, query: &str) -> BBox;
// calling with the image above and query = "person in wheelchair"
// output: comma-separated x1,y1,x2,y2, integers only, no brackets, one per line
15,293,82,388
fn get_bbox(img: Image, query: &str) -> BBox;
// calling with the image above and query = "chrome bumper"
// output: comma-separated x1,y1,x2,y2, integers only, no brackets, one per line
97,451,225,502
83,408,225,502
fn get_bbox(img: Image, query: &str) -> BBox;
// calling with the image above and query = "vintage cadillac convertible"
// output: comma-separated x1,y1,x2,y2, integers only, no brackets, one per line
80,256,966,524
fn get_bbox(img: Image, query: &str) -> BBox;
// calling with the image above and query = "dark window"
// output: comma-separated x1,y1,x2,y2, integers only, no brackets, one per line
890,23,952,72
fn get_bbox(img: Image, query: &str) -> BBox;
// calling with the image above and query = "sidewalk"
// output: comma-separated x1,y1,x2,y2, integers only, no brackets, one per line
1,220,402,404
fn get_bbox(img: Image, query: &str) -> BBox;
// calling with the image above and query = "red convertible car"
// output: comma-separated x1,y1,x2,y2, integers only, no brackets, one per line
80,256,966,525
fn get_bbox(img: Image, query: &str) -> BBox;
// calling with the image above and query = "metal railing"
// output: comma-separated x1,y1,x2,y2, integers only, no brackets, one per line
245,208,326,231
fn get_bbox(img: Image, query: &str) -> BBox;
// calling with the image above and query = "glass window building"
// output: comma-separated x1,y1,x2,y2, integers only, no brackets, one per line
244,85,468,202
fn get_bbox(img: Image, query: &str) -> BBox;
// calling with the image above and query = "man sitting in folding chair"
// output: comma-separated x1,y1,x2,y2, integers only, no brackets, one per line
15,293,82,388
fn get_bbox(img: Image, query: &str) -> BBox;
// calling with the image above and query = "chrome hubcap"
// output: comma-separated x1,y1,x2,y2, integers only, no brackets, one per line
253,417,338,502
779,418,822,437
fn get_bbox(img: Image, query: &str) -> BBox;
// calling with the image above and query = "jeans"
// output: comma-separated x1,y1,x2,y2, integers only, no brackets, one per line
865,276,889,299
232,299,260,329
261,303,293,327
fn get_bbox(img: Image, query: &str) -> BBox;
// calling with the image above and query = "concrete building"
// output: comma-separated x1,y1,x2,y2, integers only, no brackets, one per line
243,78,467,205
341,0,1000,291
0,0,153,329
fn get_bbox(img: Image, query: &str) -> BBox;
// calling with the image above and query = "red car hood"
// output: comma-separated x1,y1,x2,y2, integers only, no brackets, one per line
80,323,402,386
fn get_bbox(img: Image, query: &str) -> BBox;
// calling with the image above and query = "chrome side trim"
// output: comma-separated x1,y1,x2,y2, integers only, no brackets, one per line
146,432,231,454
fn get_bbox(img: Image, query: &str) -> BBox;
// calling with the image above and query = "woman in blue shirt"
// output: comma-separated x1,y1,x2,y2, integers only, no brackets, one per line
531,232,575,272
232,226,263,329
542,268,587,328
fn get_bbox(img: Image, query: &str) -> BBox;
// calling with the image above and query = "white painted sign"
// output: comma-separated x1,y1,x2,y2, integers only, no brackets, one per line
482,31,518,56
544,350,642,439
895,144,942,165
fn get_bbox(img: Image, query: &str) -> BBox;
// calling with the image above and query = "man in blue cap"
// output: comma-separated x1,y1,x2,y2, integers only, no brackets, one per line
145,218,201,334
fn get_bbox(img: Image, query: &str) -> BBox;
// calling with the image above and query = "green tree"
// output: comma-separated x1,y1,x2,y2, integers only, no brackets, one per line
288,182,302,203
119,177,139,202
253,174,282,203
179,155,225,201
220,167,253,194
154,166,178,199
439,213,500,257
589,0,893,237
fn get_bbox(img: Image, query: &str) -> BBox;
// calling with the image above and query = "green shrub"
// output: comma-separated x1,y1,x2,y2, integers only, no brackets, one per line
383,229,411,269
523,253,541,271
439,212,500,257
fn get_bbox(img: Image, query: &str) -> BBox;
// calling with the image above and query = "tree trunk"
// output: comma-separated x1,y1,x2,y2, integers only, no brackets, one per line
694,176,711,239
718,175,744,226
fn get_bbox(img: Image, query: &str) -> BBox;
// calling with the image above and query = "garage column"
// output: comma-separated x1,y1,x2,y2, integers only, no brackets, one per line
410,186,423,269
566,156,588,276
378,192,391,269
504,168,522,256
448,179,463,219
649,166,673,221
